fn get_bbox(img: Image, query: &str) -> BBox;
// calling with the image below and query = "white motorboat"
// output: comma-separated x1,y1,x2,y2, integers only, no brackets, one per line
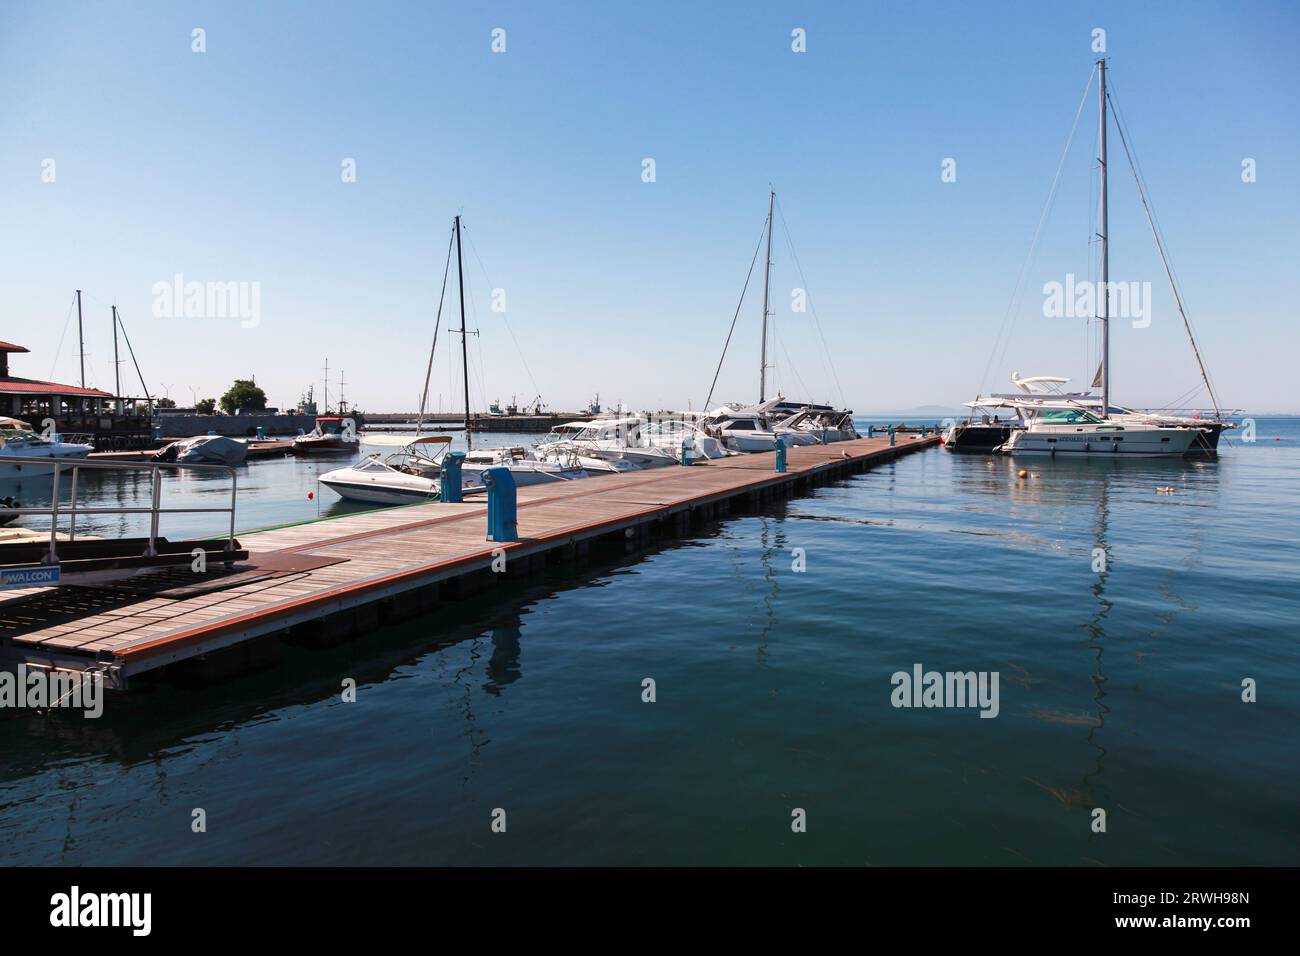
153,434,248,466
700,400,821,453
0,417,93,477
774,407,860,444
292,416,360,454
536,418,680,469
640,418,734,461
460,446,590,491
318,435,448,504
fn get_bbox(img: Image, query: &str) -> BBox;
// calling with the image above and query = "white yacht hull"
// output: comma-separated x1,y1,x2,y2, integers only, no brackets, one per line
0,443,94,478
1000,424,1201,457
722,430,820,454
319,468,438,504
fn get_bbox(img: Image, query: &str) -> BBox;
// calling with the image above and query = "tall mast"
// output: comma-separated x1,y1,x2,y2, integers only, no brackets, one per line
455,214,472,452
759,189,774,403
76,289,85,388
111,304,121,410
1097,58,1110,419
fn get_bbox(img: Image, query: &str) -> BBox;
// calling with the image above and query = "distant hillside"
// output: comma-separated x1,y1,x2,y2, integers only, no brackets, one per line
859,405,968,419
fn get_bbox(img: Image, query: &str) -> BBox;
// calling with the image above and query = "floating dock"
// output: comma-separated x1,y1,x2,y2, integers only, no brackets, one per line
0,433,936,688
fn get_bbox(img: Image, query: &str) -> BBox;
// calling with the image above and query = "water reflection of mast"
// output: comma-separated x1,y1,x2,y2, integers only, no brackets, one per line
756,513,786,666
1079,472,1113,797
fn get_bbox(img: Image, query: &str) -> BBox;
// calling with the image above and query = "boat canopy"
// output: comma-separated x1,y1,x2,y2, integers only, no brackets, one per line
363,434,452,447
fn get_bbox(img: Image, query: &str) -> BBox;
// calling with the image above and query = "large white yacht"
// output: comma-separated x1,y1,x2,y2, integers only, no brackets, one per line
991,61,1225,460
997,404,1202,457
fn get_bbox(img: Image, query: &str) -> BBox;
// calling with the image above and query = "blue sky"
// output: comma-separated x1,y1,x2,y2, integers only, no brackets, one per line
2,0,1296,413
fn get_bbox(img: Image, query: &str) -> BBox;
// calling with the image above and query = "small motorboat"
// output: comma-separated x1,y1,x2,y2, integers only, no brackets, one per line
153,435,248,466
292,416,361,454
318,435,448,504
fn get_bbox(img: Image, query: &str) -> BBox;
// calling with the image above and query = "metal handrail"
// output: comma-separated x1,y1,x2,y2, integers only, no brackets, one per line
1,455,238,565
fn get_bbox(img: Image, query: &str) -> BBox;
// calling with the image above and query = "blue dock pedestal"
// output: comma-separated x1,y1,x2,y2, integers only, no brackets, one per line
681,434,694,466
208,429,217,437
867,425,876,437
774,435,788,473
482,466,519,542
888,425,896,447
256,426,266,440
153,425,162,440
440,451,465,503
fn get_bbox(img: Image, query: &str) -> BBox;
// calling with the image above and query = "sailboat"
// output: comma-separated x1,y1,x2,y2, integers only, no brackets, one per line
701,190,857,453
320,215,586,505
996,59,1212,458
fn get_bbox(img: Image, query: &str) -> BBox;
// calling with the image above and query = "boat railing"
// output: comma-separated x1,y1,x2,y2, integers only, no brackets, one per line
2,455,239,566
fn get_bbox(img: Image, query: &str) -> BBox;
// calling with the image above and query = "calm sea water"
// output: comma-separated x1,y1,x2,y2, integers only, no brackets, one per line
1,418,1296,865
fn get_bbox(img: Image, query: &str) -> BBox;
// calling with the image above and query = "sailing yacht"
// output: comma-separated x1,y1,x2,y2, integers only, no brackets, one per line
318,214,615,506
701,191,857,452
995,59,1221,459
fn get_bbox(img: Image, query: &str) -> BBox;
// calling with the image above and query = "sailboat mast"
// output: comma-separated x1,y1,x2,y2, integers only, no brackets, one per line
112,305,121,411
759,189,774,403
1098,58,1110,419
455,214,472,452
76,289,85,388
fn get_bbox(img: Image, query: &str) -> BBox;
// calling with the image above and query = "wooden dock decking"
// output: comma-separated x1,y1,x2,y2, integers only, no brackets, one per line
0,433,936,687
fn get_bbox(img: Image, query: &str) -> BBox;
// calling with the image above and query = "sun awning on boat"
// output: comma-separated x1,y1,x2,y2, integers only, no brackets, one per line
361,434,453,446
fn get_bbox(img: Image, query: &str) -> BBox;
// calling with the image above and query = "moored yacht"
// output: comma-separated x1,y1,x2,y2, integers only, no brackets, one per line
292,416,360,454
960,60,1231,460
997,405,1202,457
318,436,448,504
700,400,821,453
0,417,94,477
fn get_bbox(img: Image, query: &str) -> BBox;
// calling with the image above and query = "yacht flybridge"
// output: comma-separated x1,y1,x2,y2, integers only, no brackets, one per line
950,59,1231,459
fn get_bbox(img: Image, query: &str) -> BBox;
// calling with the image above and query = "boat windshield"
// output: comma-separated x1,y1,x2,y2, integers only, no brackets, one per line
1038,409,1103,424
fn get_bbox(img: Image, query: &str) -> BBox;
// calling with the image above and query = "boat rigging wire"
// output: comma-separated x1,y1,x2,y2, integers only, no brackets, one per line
703,215,769,410
1106,81,1222,418
416,225,457,436
48,291,78,381
973,63,1097,422
462,223,543,403
774,196,847,410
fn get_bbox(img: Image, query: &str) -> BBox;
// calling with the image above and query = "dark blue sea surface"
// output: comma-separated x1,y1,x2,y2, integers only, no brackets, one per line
1,419,1296,865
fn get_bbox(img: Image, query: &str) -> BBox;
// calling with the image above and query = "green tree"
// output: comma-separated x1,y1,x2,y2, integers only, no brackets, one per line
195,397,217,415
156,396,177,409
218,379,267,414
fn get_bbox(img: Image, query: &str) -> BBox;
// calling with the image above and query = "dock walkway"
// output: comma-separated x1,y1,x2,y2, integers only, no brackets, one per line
0,433,935,687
